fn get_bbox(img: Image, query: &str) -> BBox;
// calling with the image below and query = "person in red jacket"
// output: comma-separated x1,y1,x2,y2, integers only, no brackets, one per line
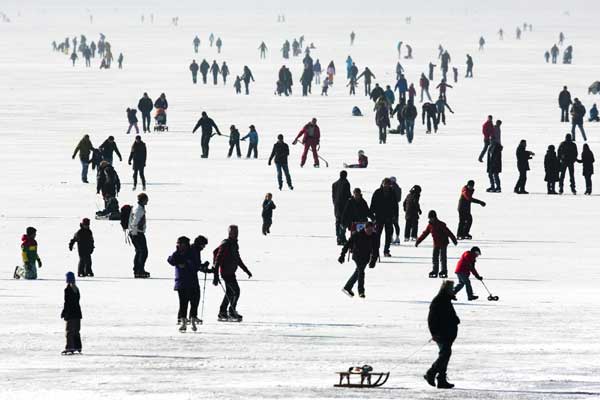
343,150,368,168
453,247,483,300
293,118,320,167
212,225,252,321
416,210,458,278
478,115,495,162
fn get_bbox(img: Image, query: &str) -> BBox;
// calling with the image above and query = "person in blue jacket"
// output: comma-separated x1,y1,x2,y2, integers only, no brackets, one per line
345,56,353,79
241,125,259,158
384,85,395,107
589,104,599,122
395,74,408,102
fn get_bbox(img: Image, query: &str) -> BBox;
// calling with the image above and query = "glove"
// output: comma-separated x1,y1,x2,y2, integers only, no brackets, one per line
477,276,483,281
128,161,131,165
247,271,253,279
268,161,271,166
481,201,487,207
292,140,298,145
369,259,377,268
201,261,210,269
212,276,220,286
37,259,42,268
338,255,345,264
68,244,73,251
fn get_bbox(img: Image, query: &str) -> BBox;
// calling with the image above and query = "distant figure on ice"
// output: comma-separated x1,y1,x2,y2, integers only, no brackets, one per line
436,79,452,100
261,193,276,235
128,135,147,191
551,44,559,64
193,35,200,53
544,50,550,63
190,59,199,84
99,135,122,165
514,139,535,194
357,67,376,96
465,54,473,78
452,67,458,83
370,178,398,257
558,32,565,46
416,210,457,279
440,50,451,81
419,74,431,102
428,62,436,80
403,100,418,144
192,111,222,158
435,96,453,126
332,171,352,245
570,98,587,141
424,280,460,389
339,221,378,298
61,272,82,355
544,145,560,194
558,134,578,194
453,247,483,301
216,37,223,53
268,134,293,190
478,115,495,162
259,41,268,59
403,185,422,242
422,102,438,134
456,180,486,240
563,45,573,64
14,227,42,280
486,141,503,193
578,144,595,195
126,108,139,134
221,61,230,84
117,53,123,69
404,44,413,59
350,31,356,46
70,51,78,66
293,118,321,167
69,218,95,277
344,150,368,169
375,98,391,143
72,134,94,183
200,59,210,84
213,225,253,322
516,26,522,40
558,86,572,122
241,65,255,94
478,36,485,51
228,125,241,158
138,92,153,132
241,125,259,158
498,28,504,40
588,104,599,122
210,60,220,85
209,33,215,47
128,193,150,278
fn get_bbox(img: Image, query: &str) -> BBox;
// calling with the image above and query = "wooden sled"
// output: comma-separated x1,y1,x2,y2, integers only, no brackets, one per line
334,370,390,388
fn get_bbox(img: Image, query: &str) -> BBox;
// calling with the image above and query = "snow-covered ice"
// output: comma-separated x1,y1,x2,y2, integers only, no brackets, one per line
1,2,600,399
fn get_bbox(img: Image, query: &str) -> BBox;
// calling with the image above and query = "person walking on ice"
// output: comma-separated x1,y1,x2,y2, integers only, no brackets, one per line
268,134,294,190
339,221,379,298
61,272,83,355
69,218,95,277
261,193,276,235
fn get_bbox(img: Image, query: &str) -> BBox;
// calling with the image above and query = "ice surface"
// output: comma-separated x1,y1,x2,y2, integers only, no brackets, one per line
1,4,600,399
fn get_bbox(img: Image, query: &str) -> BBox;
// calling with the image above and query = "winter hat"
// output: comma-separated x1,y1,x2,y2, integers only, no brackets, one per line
193,235,208,247
177,236,190,245
428,210,437,219
65,272,75,284
81,218,90,226
389,176,397,183
26,226,37,236
471,246,481,255
249,125,256,130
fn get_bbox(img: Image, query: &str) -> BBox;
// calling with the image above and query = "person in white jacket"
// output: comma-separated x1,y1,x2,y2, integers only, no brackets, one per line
129,193,149,278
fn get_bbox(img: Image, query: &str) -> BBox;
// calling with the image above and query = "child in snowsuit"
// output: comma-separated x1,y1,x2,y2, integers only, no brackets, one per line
416,210,458,278
262,193,276,235
241,125,259,158
14,227,42,279
339,221,379,298
403,185,422,241
321,77,330,95
234,76,242,94
544,145,560,194
69,218,95,277
453,247,483,301
61,272,82,354
228,125,241,158
344,150,368,168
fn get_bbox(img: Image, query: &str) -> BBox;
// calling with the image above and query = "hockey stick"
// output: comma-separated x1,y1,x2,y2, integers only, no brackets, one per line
318,155,329,167
218,280,239,315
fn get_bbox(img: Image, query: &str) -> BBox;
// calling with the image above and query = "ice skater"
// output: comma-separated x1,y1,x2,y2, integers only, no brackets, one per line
68,218,95,277
261,193,276,235
453,246,483,301
339,221,379,298
415,210,457,278
61,272,82,355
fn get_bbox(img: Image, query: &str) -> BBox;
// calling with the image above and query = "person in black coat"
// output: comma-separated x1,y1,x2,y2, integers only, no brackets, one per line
61,272,82,354
192,111,221,158
69,218,95,277
167,236,200,330
558,86,572,122
268,134,293,190
332,171,352,245
137,92,154,132
424,280,460,389
261,193,276,235
456,180,486,240
370,178,399,257
422,102,438,133
403,185,422,241
126,108,139,134
338,221,378,298
557,134,578,194
190,59,199,84
514,139,535,194
99,136,122,164
96,161,121,207
486,142,503,192
153,93,168,124
341,188,373,230
577,143,595,195
544,145,560,194
128,135,147,191
200,59,210,83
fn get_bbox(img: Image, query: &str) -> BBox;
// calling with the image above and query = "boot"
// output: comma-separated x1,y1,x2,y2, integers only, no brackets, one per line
424,369,436,387
437,375,454,389
179,318,187,331
468,295,479,301
190,318,197,331
342,288,354,298
428,271,438,278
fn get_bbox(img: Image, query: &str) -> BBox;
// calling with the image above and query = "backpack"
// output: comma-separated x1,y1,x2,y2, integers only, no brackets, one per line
120,205,132,231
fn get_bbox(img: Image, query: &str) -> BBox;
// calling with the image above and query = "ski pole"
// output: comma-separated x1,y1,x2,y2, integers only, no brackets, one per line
199,270,207,324
318,154,329,167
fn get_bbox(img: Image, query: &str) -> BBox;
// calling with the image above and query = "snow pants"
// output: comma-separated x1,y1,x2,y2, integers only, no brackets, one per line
404,216,419,240
432,246,448,274
78,253,93,276
220,275,240,314
300,142,319,167
429,339,453,379
177,287,200,319
344,260,368,295
457,209,473,238
65,319,82,351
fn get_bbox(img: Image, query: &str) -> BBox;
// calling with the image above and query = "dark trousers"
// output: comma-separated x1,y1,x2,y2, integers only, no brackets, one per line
246,142,258,158
212,73,218,85
547,181,556,193
559,163,576,192
78,253,93,276
220,275,240,313
192,72,197,84
133,166,146,188
393,217,400,237
584,174,592,194
130,233,148,273
432,246,448,274
177,287,200,319
515,169,527,192
201,73,207,84
377,220,394,253
478,138,490,161
571,122,587,141
228,142,241,157
426,115,437,132
364,82,371,96
404,217,418,240
244,81,250,94
262,218,272,235
335,217,346,243
437,111,446,125
560,106,569,122
454,272,474,298
344,260,368,294
457,209,472,237
201,133,211,157
275,162,292,189
488,172,501,190
141,112,151,132
429,339,453,378
65,319,82,351
378,125,387,143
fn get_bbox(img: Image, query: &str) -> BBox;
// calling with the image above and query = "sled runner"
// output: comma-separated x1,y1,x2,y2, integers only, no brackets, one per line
334,365,390,388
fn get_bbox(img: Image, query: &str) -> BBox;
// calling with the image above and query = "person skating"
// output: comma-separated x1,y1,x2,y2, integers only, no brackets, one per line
350,31,356,46
558,134,578,194
395,74,408,102
216,37,222,53
577,144,595,195
356,67,376,97
514,139,535,194
558,86,572,123
416,210,458,278
72,134,94,183
241,125,259,158
589,104,599,122
293,118,320,167
419,73,432,102
370,178,398,257
210,60,220,85
268,134,293,190
99,136,122,165
343,150,368,168
544,50,550,63
375,98,391,143
341,188,373,234
193,35,200,53
190,60,199,84
452,67,458,83
129,193,150,278
61,272,82,355
332,171,352,245
69,218,95,277
389,177,402,245
486,141,503,193
339,221,379,299
478,115,495,162
234,76,242,94
370,84,385,103
384,85,395,106
544,145,560,194
428,62,436,81
424,280,460,389
456,180,486,240
550,44,559,64
137,93,153,132
14,227,42,280
261,193,276,235
313,59,322,85
209,33,214,47
453,247,483,301
435,96,454,126
228,125,241,158
70,51,78,66
221,61,229,85
321,76,330,95
213,225,252,321
128,135,147,191
192,111,222,158
422,102,438,134
403,185,422,242
168,236,203,331
126,108,139,134
465,55,473,78
570,98,587,141
117,53,123,69
96,161,121,209
258,41,268,59
402,100,418,144
436,79,452,101
199,59,210,84
241,66,255,95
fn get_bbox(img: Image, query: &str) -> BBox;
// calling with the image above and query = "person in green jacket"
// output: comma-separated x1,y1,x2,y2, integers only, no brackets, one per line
14,227,42,280
72,134,94,183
